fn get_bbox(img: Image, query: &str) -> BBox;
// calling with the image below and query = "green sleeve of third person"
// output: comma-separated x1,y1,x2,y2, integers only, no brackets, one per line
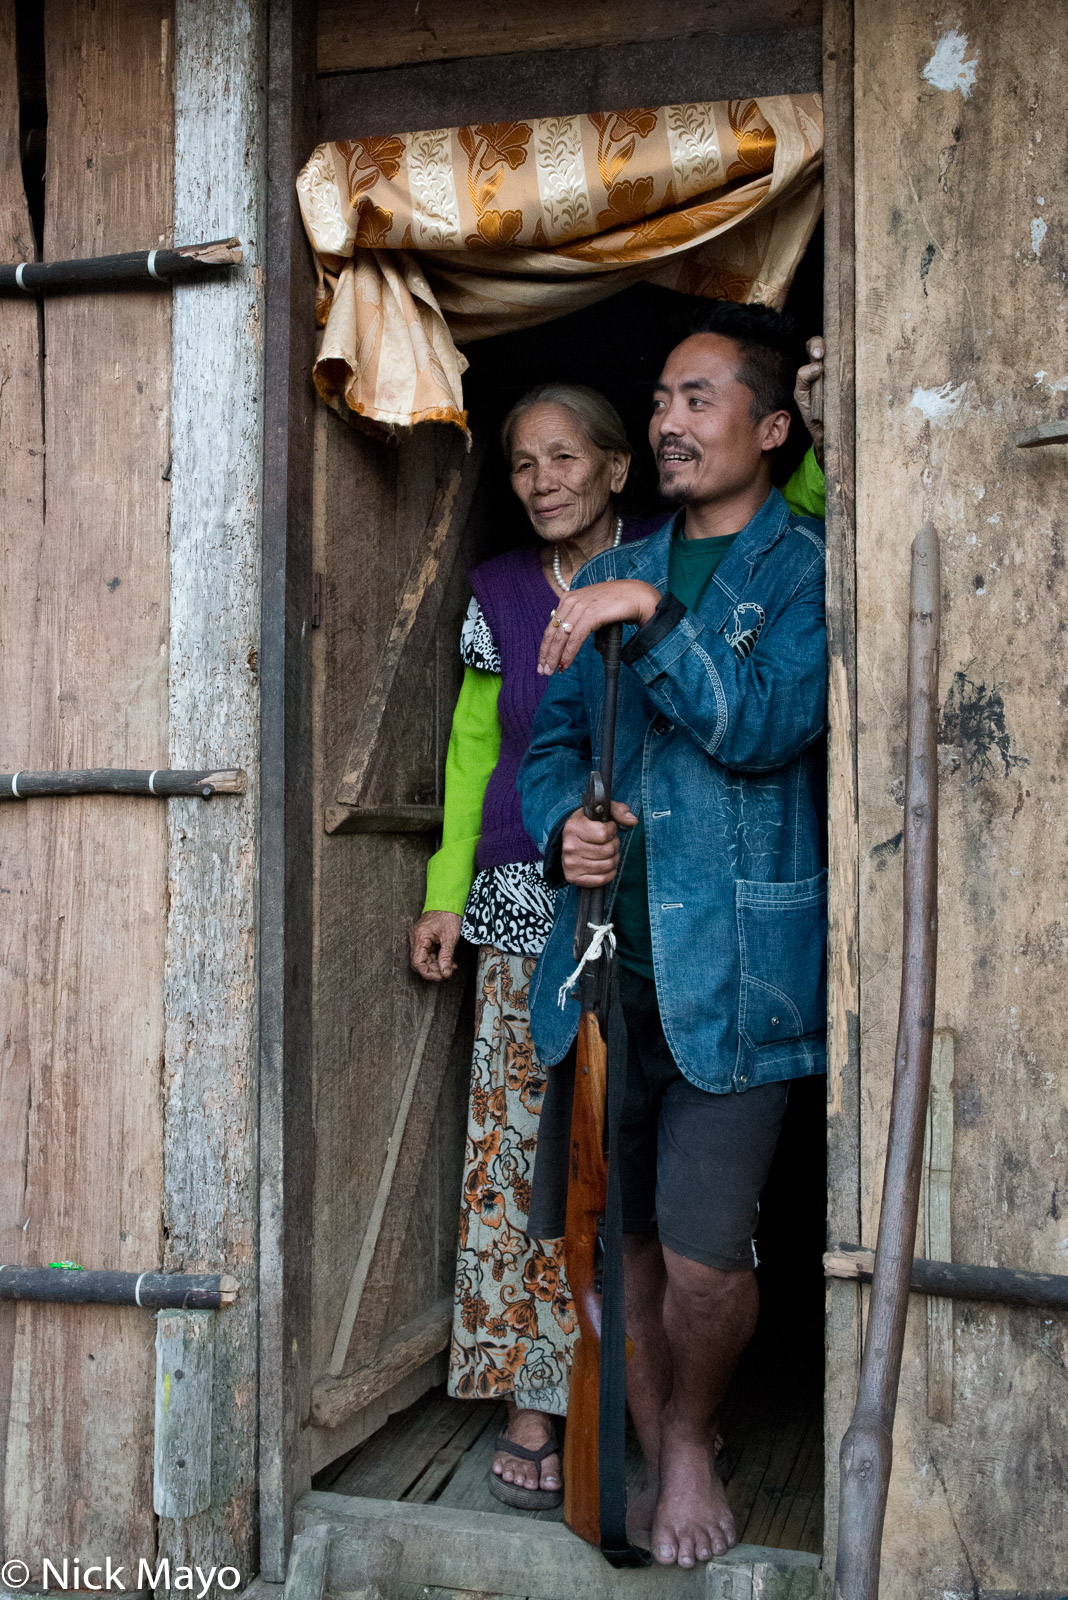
782,443,826,520
423,665,502,916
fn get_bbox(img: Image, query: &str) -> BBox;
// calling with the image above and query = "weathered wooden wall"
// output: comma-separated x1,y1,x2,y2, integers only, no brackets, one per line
0,0,264,1581
0,0,172,1567
851,3,1068,1593
0,0,45,1545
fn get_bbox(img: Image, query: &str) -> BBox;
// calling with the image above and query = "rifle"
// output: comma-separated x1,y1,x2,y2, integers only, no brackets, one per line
561,622,648,1566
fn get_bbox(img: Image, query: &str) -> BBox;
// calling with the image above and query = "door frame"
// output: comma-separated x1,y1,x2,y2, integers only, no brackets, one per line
820,0,862,1570
259,0,319,1578
257,0,861,1573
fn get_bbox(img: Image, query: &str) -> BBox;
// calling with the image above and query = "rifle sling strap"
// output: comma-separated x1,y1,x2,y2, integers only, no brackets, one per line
598,966,652,1568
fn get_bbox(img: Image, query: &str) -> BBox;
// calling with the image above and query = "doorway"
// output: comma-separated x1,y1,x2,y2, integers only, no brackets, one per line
262,2,860,1588
307,231,829,1556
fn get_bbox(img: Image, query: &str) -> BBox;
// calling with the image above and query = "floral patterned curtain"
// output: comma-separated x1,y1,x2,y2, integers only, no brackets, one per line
297,95,823,435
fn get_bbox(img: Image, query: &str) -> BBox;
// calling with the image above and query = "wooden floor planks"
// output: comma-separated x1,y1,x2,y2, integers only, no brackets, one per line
315,1364,823,1555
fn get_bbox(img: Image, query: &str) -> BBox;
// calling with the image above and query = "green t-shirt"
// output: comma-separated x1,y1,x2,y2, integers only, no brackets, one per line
612,531,737,979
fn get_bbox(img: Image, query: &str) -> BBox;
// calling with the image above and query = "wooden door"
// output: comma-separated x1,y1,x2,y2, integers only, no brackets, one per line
305,412,483,1472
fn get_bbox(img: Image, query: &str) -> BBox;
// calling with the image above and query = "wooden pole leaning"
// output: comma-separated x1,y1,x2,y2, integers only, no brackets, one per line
834,523,940,1600
0,767,247,800
0,237,242,295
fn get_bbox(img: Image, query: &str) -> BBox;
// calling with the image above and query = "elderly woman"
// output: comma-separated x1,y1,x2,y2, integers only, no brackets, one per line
409,383,636,1509
410,350,827,1513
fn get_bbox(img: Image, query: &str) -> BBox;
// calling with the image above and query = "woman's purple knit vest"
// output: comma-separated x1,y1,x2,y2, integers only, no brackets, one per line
468,547,555,872
467,519,662,873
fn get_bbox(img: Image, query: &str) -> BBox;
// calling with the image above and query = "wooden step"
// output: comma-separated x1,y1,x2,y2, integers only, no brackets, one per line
295,1490,822,1600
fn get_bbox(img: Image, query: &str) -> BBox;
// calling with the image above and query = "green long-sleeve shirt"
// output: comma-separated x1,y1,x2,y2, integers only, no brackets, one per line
423,450,826,916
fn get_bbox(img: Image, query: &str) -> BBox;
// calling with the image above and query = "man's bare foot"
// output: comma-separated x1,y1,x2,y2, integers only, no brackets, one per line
629,1433,726,1543
627,1475,659,1543
492,1404,561,1492
651,1421,736,1567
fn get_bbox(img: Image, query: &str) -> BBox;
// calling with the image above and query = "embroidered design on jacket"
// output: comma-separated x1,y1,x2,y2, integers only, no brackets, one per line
725,601,765,660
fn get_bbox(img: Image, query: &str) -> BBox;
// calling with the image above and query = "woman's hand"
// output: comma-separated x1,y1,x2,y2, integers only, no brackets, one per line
794,335,825,465
409,910,462,981
538,579,661,676
561,801,638,886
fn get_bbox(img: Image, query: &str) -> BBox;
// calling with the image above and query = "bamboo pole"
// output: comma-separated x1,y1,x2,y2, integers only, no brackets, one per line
0,1265,239,1309
0,767,246,800
825,1247,1068,1312
834,523,940,1600
0,238,242,294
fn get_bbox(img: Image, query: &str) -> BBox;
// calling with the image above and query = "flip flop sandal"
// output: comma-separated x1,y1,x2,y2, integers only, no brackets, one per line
487,1432,563,1510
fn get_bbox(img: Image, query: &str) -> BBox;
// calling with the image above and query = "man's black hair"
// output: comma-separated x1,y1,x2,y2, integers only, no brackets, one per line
687,300,800,422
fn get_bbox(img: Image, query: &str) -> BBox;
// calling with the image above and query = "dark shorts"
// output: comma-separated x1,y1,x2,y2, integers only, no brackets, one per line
617,967,788,1271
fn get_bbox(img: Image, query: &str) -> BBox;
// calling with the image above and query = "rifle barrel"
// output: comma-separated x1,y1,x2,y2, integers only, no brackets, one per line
574,624,623,964
597,623,623,800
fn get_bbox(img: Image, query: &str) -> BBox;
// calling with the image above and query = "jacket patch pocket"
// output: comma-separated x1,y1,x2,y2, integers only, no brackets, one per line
735,870,827,1050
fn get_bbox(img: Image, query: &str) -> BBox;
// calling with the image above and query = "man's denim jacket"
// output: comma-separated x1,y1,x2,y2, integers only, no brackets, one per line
517,488,828,1094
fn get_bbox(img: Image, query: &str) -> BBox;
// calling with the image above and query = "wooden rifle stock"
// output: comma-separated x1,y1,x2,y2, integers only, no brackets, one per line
562,1007,609,1543
562,628,616,1544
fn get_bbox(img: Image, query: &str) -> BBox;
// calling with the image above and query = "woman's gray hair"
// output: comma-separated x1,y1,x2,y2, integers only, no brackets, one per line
500,383,631,463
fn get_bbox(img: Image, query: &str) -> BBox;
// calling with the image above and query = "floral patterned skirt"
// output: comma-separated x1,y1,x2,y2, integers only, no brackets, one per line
447,947,575,1416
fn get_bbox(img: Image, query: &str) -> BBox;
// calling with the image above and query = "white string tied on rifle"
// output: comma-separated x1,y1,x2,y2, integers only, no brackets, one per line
557,922,616,1009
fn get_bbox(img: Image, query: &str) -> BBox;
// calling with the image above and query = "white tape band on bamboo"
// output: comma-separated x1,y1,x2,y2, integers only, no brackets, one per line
147,770,159,794
10,772,21,797
134,1272,147,1307
146,250,162,281
14,263,29,291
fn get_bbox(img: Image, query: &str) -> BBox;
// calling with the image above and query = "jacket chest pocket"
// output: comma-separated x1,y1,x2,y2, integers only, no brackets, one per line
735,870,827,1049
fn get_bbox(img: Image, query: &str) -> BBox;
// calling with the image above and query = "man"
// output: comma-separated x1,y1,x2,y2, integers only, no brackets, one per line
517,303,828,1569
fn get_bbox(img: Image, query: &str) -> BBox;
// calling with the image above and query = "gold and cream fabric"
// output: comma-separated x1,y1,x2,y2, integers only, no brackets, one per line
296,96,824,434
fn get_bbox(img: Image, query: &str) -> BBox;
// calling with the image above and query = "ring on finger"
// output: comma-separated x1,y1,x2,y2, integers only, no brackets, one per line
561,620,573,633
550,613,562,629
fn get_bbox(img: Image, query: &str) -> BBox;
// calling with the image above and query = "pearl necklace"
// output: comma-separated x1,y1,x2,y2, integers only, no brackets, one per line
552,516,623,593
